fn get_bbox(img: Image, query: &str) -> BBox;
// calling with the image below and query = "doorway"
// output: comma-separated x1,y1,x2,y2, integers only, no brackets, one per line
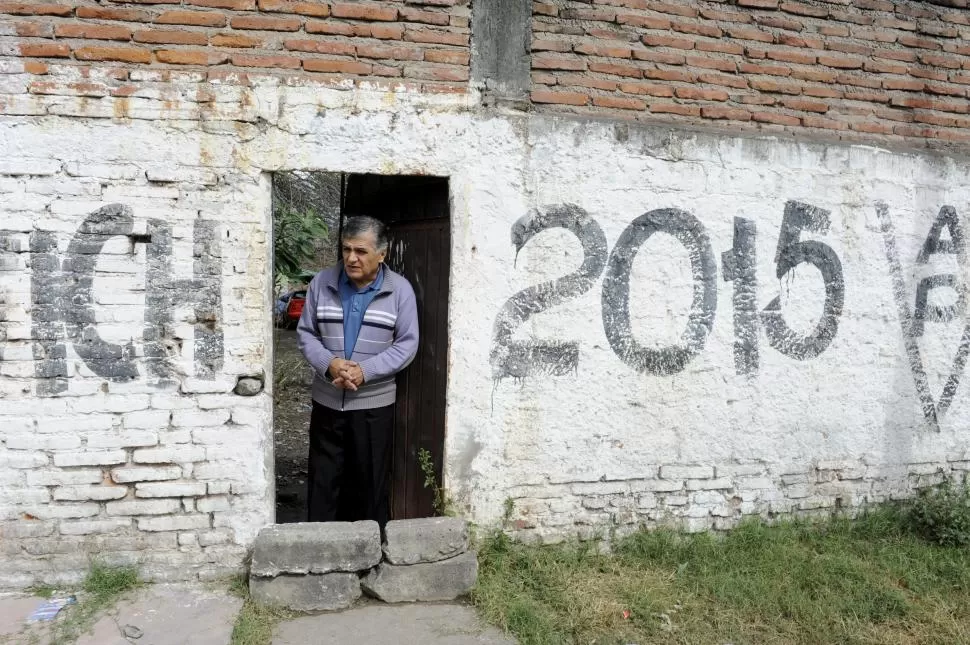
271,171,450,522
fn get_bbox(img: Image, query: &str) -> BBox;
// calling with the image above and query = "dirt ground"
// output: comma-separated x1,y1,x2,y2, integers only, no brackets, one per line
273,328,313,524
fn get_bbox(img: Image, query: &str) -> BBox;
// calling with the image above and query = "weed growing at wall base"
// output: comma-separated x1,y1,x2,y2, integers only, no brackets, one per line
904,475,970,547
474,508,970,645
49,562,141,645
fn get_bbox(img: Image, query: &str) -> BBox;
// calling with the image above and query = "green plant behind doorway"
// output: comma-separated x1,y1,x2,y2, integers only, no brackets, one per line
273,207,328,289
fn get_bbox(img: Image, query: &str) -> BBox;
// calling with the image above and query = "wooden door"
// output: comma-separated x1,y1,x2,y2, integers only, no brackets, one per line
342,175,450,519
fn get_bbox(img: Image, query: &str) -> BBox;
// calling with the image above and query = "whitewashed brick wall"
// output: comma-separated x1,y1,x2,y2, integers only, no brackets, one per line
2,64,970,585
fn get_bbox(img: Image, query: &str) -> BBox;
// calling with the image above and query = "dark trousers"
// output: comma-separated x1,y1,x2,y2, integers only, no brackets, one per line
306,401,394,527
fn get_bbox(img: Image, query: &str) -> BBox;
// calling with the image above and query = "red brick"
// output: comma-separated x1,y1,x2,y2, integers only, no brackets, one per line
670,21,721,38
766,49,816,64
829,9,874,26
592,94,646,110
559,74,617,91
852,0,894,11
745,46,768,59
752,111,801,125
837,72,881,88
740,94,778,105
532,72,557,85
574,43,632,58
424,49,469,65
943,42,970,56
533,54,587,71
331,3,397,21
399,7,449,25
818,54,864,69
210,33,261,48
738,0,779,7
532,39,571,53
882,77,925,91
699,8,752,22
701,105,752,120
257,0,330,16
724,26,773,43
306,20,355,35
750,78,802,94
230,15,302,31
801,115,845,129
781,97,829,112
642,34,695,50
372,65,401,77
874,48,918,63
561,8,615,21
919,22,959,38
851,121,894,134
649,101,701,116
925,82,966,96
818,25,850,37
685,56,736,72
0,2,71,16
632,49,686,65
618,81,673,97
863,59,908,74
951,71,970,85
891,95,969,113
675,86,728,101
76,6,151,21
75,46,152,63
646,1,698,18
284,39,355,55
156,49,229,65
533,3,558,17
155,11,227,27
232,54,301,69
303,58,372,74
643,67,694,82
825,41,873,56
755,15,803,31
738,62,791,76
19,42,70,57
898,34,942,50
777,33,823,48
779,1,827,17
23,60,48,73
697,72,748,89
894,124,940,137
803,86,841,98
531,89,588,106
910,66,948,81
791,67,838,82
920,53,964,69
589,61,642,78
362,24,405,39
186,0,254,8
55,24,132,41
403,29,468,47
914,111,970,127
615,13,669,29
133,29,208,45
356,44,424,61
695,40,743,55
875,17,917,31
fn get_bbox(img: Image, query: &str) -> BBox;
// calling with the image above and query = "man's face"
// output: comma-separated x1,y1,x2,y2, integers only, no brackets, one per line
342,231,386,286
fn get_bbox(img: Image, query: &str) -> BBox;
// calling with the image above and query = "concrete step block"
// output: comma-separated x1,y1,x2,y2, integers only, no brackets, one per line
250,521,381,576
362,551,478,603
383,517,470,565
250,573,361,611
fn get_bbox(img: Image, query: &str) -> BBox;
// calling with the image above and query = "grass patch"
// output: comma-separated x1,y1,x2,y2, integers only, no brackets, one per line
49,562,141,645
229,576,295,645
474,507,970,645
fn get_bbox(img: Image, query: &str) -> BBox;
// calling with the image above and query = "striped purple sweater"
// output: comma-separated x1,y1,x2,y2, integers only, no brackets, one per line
296,264,419,411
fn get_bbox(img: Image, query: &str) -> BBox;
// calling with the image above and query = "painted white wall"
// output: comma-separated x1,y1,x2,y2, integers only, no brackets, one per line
1,80,969,584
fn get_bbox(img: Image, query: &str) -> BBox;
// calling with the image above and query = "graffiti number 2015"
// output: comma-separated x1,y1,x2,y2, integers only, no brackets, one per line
490,201,845,379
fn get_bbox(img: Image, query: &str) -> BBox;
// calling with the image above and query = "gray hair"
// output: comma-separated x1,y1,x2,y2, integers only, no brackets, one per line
341,215,388,252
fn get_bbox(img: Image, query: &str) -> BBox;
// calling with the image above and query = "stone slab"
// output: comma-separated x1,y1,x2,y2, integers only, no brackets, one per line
272,602,517,645
0,594,47,640
76,583,242,645
250,573,361,612
383,517,470,565
362,551,478,603
251,521,382,576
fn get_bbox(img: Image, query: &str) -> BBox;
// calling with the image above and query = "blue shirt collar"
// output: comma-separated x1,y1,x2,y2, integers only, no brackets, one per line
339,264,384,293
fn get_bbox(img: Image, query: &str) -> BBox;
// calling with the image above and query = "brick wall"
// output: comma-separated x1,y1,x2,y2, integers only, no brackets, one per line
0,0,470,93
531,0,970,144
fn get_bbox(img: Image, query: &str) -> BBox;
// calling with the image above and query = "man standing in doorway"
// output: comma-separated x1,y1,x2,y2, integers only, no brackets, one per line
297,215,418,528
